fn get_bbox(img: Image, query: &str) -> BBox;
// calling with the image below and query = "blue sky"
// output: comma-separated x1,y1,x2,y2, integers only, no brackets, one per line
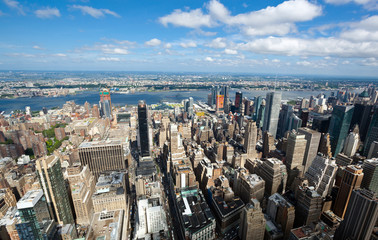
0,0,377,76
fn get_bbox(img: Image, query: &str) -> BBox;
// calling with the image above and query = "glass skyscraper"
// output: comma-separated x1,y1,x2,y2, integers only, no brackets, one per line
138,100,150,157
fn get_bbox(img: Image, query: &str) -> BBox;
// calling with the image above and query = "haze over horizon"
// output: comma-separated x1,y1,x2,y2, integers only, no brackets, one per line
1,0,378,77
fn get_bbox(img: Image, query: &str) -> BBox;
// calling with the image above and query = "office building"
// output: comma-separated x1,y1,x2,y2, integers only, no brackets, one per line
343,131,359,157
350,103,373,142
258,158,287,196
361,158,378,194
295,186,322,227
285,131,307,186
277,104,293,139
15,190,59,240
312,114,331,133
0,188,17,218
174,187,216,240
235,172,265,203
244,120,258,159
235,91,242,113
99,88,112,119
334,189,377,240
333,165,364,218
267,193,295,239
87,210,125,240
239,199,265,240
263,92,282,138
364,106,378,156
298,128,321,173
78,140,126,179
367,141,378,158
253,96,263,121
138,100,150,157
135,197,168,239
328,105,354,157
67,164,95,225
92,171,127,213
304,154,337,198
36,155,74,225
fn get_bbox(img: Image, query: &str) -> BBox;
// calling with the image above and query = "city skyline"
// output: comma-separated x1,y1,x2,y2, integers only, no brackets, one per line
0,0,377,76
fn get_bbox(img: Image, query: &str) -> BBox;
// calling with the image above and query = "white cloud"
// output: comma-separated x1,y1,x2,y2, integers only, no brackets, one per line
272,59,281,63
340,16,378,42
145,38,162,46
238,36,378,58
205,56,214,62
33,45,44,50
97,57,121,62
207,37,227,48
189,29,217,36
361,57,378,66
3,0,25,15
102,47,129,55
297,60,311,66
159,0,322,36
52,53,67,57
159,8,213,28
35,7,61,19
180,41,197,48
224,49,237,54
164,43,172,48
71,5,120,18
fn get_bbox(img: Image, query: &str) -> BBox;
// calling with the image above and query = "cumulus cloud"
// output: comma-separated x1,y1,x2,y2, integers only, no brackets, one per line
159,9,213,28
97,57,121,62
71,5,120,18
52,53,67,57
3,0,25,15
324,0,377,10
145,38,162,46
205,56,214,62
340,16,378,42
102,48,129,55
297,60,311,66
35,7,61,19
206,37,227,48
180,41,197,48
224,49,237,54
164,43,172,49
159,0,322,36
33,45,44,50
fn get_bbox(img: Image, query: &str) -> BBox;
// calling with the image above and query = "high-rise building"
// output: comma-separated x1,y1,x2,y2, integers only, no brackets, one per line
363,106,378,156
298,128,321,173
244,120,258,159
0,188,16,218
238,199,266,240
333,165,364,218
78,140,126,179
36,155,75,225
267,193,295,239
350,103,373,142
138,100,150,157
361,158,378,194
99,88,112,119
304,154,337,198
92,104,100,118
235,91,243,113
15,190,58,240
285,131,307,186
328,105,354,157
263,92,281,138
343,131,359,157
235,172,265,203
253,96,263,121
258,158,287,196
216,94,224,112
256,99,266,128
367,141,378,158
277,104,293,139
334,189,377,240
67,164,95,225
295,186,322,227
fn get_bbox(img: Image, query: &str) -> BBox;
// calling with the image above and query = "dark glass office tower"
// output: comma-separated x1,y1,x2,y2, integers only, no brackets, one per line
363,106,378,156
328,105,354,157
277,104,293,139
263,92,282,138
138,100,150,157
350,103,373,142
235,91,242,113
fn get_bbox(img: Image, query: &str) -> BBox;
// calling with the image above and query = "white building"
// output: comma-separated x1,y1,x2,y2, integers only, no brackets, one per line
343,132,360,157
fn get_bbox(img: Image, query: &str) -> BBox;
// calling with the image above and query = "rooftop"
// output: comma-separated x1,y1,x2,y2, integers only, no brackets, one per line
16,189,43,209
79,140,122,149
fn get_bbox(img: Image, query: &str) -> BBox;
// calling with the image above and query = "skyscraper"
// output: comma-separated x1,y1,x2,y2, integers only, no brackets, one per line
328,105,354,157
295,186,322,227
361,158,378,194
334,189,377,240
235,91,243,113
238,199,266,240
99,88,112,119
36,155,75,225
350,103,373,142
222,86,229,113
15,190,58,240
333,165,364,218
78,140,126,179
138,100,150,157
363,106,378,156
253,96,263,122
285,131,307,186
244,120,258,159
263,92,282,138
267,193,295,239
343,131,359,157
298,128,321,173
277,104,293,139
